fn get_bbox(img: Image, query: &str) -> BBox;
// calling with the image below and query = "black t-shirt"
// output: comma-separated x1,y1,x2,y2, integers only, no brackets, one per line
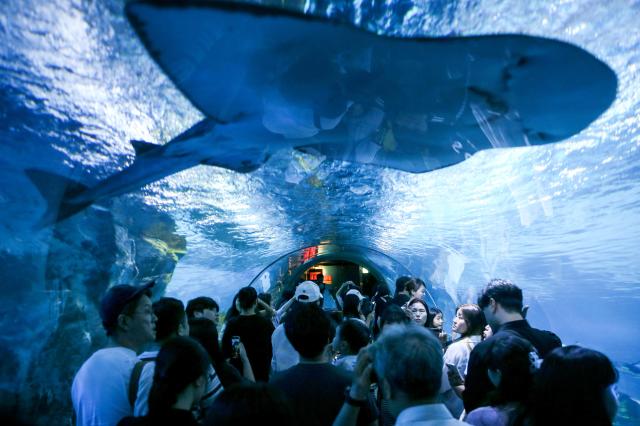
391,293,410,307
463,320,562,412
270,363,377,426
222,314,275,382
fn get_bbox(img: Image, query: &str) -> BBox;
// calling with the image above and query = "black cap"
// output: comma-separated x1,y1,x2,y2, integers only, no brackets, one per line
100,281,155,331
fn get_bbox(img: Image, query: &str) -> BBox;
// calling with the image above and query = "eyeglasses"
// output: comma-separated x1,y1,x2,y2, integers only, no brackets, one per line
131,307,154,318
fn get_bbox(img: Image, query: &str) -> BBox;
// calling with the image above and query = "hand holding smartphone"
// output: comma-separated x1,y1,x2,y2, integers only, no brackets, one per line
446,363,464,387
231,336,241,358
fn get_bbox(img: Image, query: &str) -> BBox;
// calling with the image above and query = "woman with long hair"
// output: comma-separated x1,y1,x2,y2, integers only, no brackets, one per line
444,304,486,384
527,345,618,426
441,303,486,417
118,337,209,425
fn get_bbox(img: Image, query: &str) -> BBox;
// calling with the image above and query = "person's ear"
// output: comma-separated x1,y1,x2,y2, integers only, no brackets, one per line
117,313,132,331
489,298,498,312
193,311,203,318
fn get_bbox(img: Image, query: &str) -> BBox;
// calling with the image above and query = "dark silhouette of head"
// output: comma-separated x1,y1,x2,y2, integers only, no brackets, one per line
186,296,219,320
236,286,258,311
530,345,618,426
485,334,535,405
373,324,443,414
148,336,210,413
336,319,371,355
478,279,523,313
285,303,335,359
153,297,187,341
204,383,295,426
379,304,410,332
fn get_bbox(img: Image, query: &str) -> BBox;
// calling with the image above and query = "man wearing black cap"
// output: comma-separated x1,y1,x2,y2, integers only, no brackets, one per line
71,282,156,426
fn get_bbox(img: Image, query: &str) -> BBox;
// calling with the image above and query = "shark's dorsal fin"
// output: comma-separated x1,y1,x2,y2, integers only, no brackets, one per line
130,140,159,156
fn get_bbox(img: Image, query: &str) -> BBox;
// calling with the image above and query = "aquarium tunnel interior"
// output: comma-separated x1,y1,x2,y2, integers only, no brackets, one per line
0,0,639,424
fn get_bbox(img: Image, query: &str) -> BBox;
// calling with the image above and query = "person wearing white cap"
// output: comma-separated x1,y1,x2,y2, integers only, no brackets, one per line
271,281,323,372
342,289,367,324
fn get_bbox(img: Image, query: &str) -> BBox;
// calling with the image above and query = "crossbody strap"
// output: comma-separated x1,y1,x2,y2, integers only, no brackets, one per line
128,359,153,408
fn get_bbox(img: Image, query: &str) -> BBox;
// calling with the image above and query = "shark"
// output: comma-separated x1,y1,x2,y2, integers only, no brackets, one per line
27,117,273,227
28,0,617,226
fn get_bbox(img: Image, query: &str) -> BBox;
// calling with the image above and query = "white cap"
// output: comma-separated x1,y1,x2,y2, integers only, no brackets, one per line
345,289,365,301
295,281,323,303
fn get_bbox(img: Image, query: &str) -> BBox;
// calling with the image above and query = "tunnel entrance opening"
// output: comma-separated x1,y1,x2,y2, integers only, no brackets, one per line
247,243,438,309
296,259,378,310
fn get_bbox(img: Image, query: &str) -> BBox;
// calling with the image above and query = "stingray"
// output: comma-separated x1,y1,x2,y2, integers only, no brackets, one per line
30,0,616,225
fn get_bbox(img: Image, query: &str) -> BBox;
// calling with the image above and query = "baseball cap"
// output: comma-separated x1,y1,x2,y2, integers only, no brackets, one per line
346,289,365,301
295,281,323,303
100,281,155,331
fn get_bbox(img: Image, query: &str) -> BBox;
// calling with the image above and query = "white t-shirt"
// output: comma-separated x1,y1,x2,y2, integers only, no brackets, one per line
71,347,138,426
271,323,299,372
443,335,482,379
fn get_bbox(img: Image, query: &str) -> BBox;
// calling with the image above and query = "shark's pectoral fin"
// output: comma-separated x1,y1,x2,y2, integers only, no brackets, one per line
26,169,92,227
131,139,160,156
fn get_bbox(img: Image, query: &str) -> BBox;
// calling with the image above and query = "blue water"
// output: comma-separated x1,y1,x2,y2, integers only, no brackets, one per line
1,0,639,423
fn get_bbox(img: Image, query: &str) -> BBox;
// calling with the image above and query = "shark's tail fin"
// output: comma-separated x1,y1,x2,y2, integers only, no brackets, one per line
25,169,91,228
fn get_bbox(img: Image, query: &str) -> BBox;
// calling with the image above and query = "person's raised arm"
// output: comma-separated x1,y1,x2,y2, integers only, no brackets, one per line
334,282,352,310
275,296,295,323
258,298,277,316
333,347,378,426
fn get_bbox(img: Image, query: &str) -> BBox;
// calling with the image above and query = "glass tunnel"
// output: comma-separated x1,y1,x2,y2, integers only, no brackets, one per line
246,244,444,311
0,0,639,424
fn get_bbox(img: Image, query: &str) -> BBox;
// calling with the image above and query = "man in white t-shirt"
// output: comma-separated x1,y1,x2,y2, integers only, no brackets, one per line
71,282,156,426
271,281,323,372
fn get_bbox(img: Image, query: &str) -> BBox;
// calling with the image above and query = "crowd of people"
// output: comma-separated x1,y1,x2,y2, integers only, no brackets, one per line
71,276,620,426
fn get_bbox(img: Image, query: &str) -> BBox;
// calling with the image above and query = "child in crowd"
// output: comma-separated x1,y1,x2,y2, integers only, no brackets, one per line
332,319,371,372
428,306,449,347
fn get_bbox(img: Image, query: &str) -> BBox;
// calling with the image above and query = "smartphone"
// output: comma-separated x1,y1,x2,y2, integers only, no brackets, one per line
231,336,241,358
446,363,464,386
